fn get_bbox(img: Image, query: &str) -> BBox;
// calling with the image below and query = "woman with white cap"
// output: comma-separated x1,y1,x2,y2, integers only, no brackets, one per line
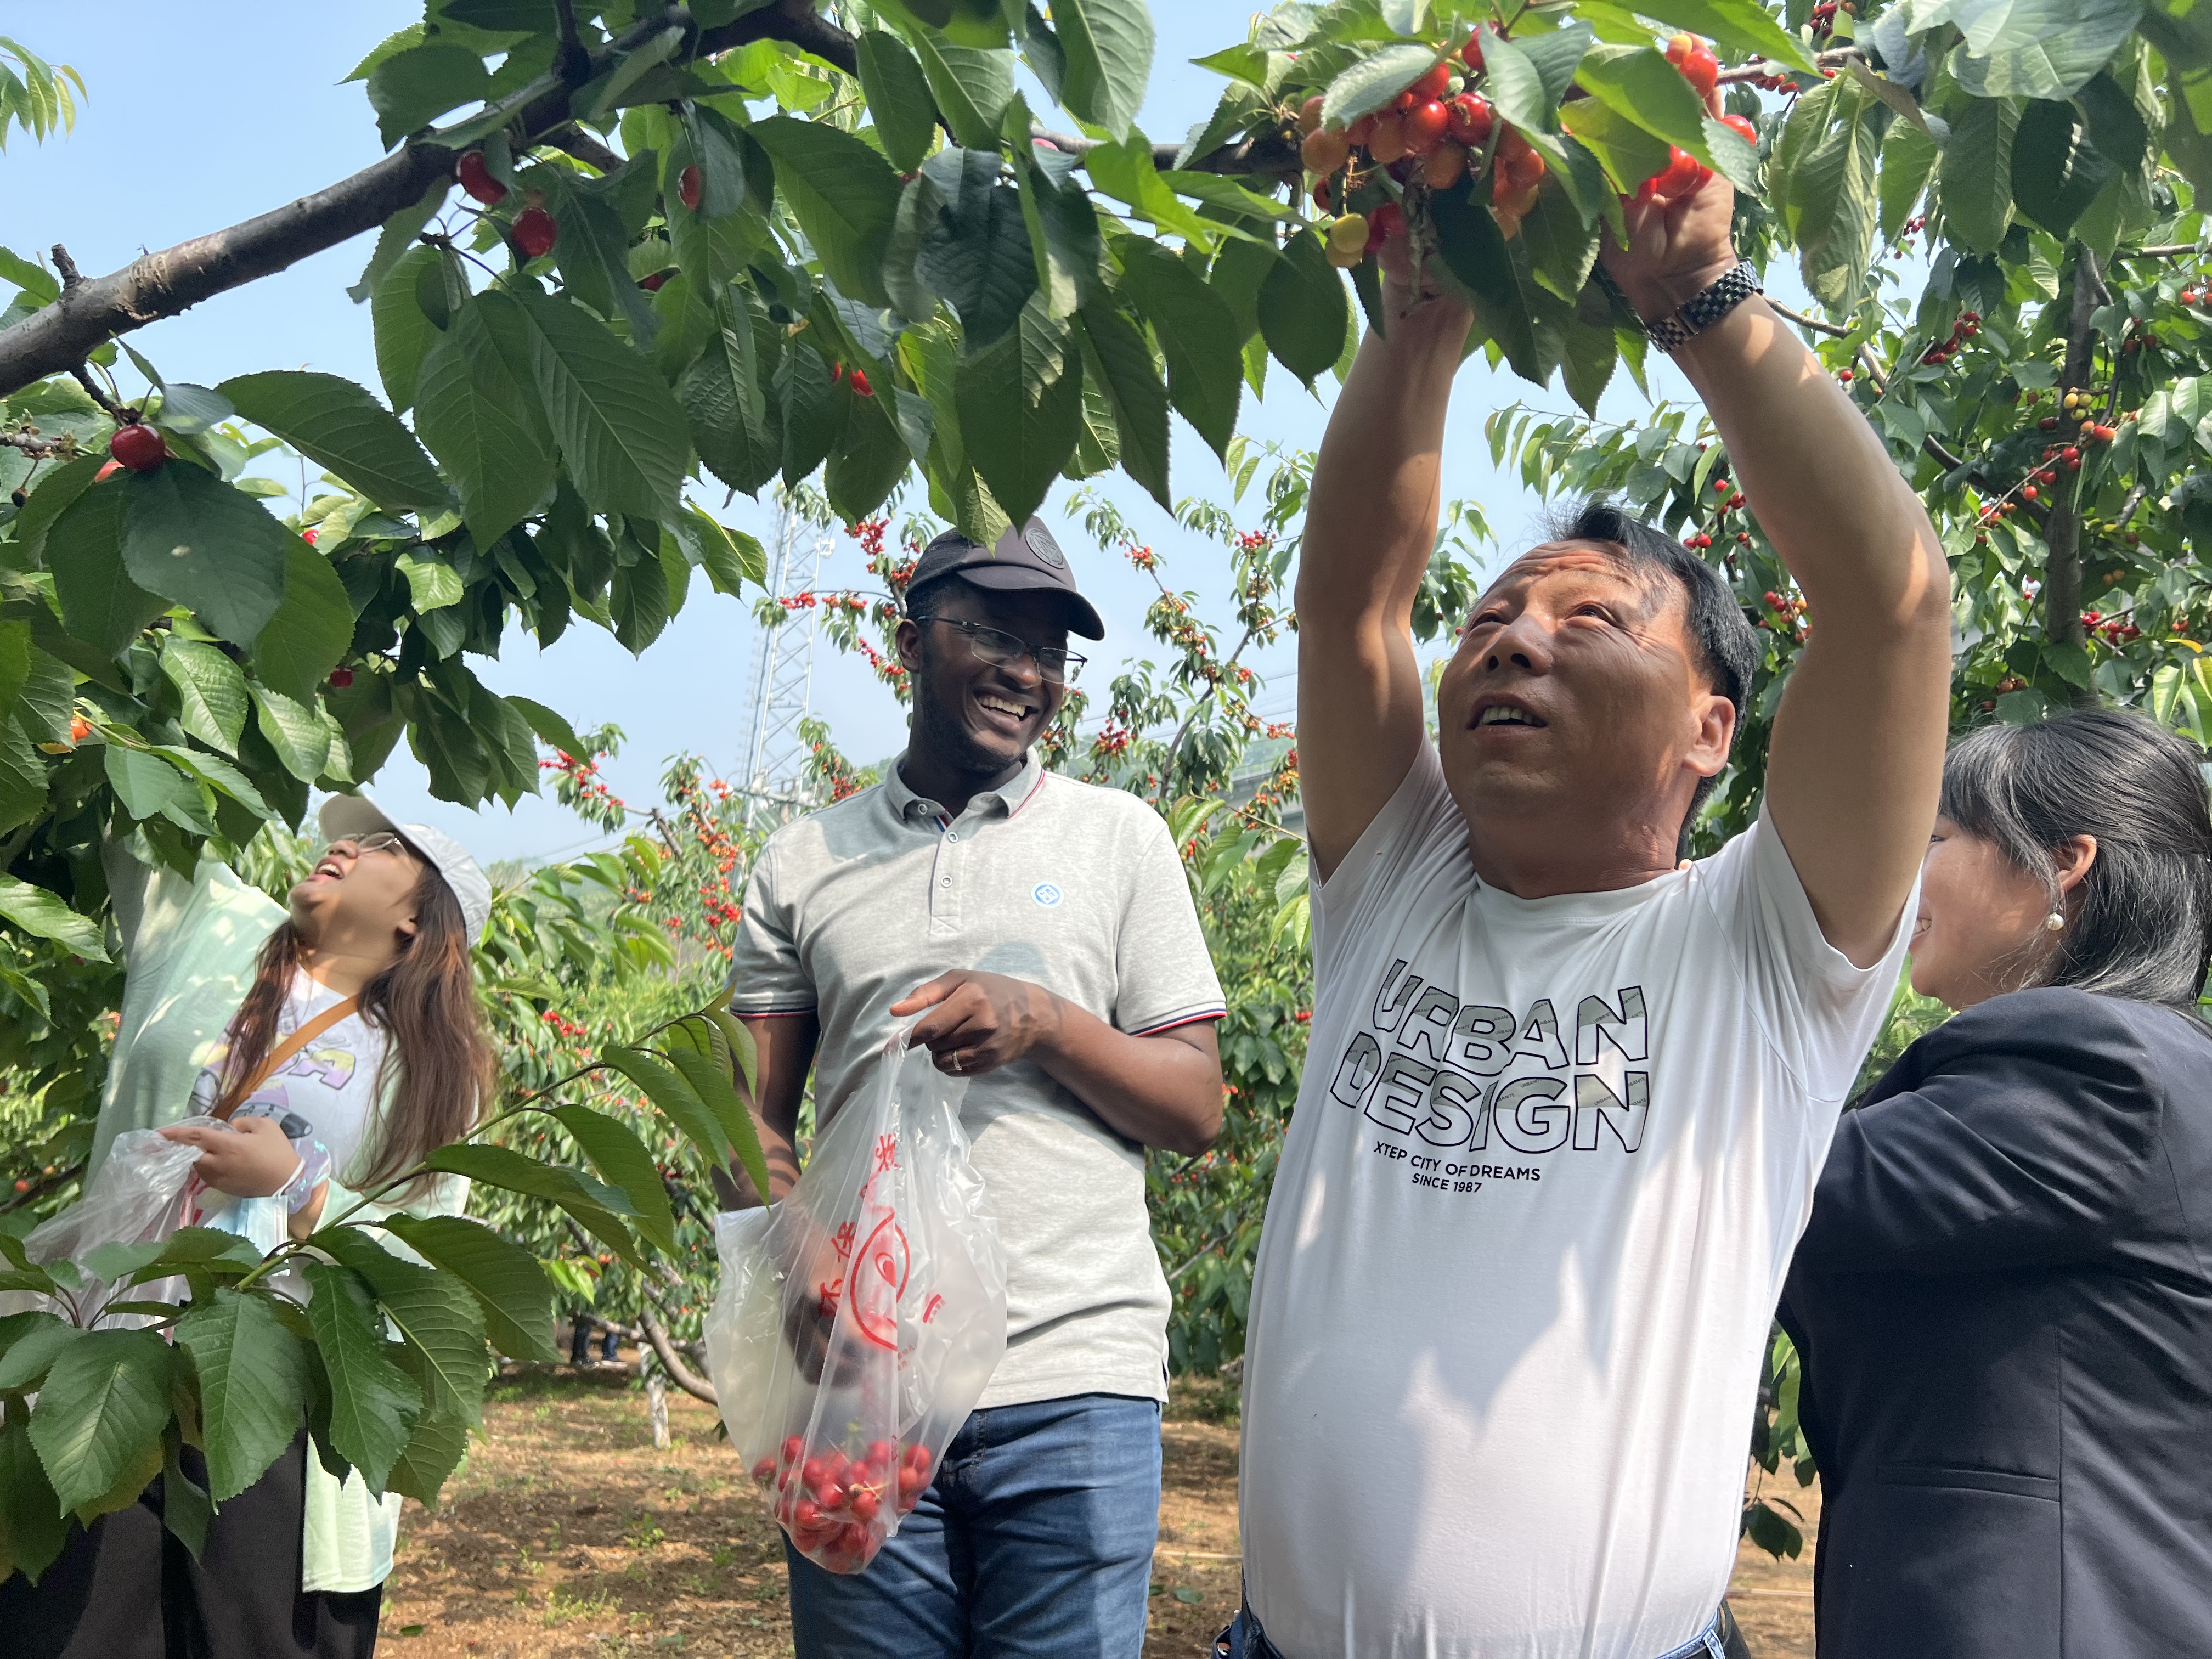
9,793,495,1658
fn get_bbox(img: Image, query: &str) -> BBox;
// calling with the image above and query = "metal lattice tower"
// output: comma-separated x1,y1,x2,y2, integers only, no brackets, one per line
737,503,835,826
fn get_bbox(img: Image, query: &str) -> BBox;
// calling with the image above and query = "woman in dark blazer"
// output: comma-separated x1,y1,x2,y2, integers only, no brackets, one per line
1779,707,2212,1658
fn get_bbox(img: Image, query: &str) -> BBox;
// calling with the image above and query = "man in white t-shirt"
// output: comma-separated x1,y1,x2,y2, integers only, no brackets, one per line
1227,135,1954,1659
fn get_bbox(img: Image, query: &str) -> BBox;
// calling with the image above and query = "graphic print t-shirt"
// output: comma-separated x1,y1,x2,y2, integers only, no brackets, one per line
187,973,388,1212
1239,747,1909,1659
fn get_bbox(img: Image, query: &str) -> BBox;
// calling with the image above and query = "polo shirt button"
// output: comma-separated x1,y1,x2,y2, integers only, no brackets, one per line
940,877,951,887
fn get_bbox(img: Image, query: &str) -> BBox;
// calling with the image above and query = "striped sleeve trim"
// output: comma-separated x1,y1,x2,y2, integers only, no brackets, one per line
1128,1006,1227,1036
726,1004,818,1017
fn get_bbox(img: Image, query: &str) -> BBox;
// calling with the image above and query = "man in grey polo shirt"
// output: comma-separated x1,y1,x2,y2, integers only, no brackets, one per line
722,517,1226,1657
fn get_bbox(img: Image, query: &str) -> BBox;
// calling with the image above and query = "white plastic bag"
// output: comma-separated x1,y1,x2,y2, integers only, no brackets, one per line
706,1028,1007,1573
1,1130,202,1325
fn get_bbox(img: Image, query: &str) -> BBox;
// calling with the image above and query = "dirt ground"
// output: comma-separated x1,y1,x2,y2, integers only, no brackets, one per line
383,1365,1817,1657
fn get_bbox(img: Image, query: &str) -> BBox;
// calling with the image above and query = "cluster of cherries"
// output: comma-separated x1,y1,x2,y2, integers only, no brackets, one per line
2080,608,2143,645
1295,32,1737,252
1918,310,1980,368
538,1007,592,1040
753,1435,935,1568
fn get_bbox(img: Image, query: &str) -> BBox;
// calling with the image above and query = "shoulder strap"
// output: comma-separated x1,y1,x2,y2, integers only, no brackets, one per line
213,994,362,1121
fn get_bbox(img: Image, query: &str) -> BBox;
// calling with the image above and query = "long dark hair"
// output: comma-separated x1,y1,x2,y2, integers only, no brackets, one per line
217,860,492,1192
1940,708,2212,1008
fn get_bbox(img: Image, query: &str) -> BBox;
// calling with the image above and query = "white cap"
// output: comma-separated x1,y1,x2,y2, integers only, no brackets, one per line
317,792,492,944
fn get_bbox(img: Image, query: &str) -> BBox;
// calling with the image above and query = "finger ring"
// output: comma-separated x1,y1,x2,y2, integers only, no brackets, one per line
951,1049,965,1072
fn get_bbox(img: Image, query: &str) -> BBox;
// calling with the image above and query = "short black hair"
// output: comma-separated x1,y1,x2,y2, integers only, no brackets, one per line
1941,708,2212,1009
1548,499,1763,851
903,572,956,625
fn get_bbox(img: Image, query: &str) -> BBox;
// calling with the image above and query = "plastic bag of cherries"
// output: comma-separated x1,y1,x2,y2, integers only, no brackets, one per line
705,1027,1007,1574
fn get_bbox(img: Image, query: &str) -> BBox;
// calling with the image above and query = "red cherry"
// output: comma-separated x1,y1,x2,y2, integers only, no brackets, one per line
302,526,319,546
1412,62,1451,102
456,150,507,206
800,1458,827,1487
2023,486,2039,501
751,1458,777,1485
511,205,558,259
679,165,703,211
794,1499,821,1528
328,667,355,690
1401,99,1449,155
1681,47,1719,98
904,1445,933,1474
865,1440,895,1468
838,1522,870,1555
1652,146,1708,198
782,1437,804,1465
641,269,669,292
850,369,874,397
11,1180,25,1194
1461,33,1484,71
109,424,167,473
850,1488,881,1522
1446,93,1494,146
1721,114,1757,145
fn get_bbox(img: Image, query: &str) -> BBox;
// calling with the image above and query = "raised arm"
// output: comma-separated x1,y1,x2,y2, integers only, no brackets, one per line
1296,269,1474,879
1602,142,1953,966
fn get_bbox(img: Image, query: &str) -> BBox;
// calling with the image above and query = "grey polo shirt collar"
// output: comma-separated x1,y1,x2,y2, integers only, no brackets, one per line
883,749,1044,828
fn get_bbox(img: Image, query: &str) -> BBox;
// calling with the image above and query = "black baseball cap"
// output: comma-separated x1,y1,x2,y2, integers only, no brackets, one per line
906,518,1104,640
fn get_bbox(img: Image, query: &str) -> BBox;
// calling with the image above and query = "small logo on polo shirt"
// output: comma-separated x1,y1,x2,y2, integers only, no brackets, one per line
1032,882,1064,907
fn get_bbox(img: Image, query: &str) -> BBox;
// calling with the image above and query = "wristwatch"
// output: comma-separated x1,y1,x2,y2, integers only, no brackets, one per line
1645,263,1764,354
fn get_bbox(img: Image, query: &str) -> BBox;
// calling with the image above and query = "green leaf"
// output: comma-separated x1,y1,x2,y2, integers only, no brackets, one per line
957,298,1084,526
349,178,451,306
662,1042,766,1198
1521,185,1601,302
1052,0,1154,140
381,1214,557,1364
547,1103,679,1253
0,1415,70,1586
307,1229,487,1431
1112,239,1242,460
1320,43,1441,127
1788,87,1879,309
215,371,445,513
1082,131,1221,245
1560,97,1673,195
604,1043,733,1163
827,387,915,521
120,466,297,645
1075,301,1171,511
158,1424,212,1561
297,1263,419,1492
1939,96,2019,255
159,637,251,752
0,872,109,961
48,477,163,656
1953,0,2146,99
249,683,332,782
2010,97,2115,236
367,43,492,148
682,286,780,496
610,546,672,653
173,1289,306,1503
511,288,691,520
386,1402,470,1507
26,1327,171,1513
1431,183,1552,385
1015,144,1107,317
684,104,759,221
0,1318,80,1394
371,244,443,414
1634,0,1819,72
909,33,1014,149
104,747,191,823
420,1143,647,1267
252,543,357,704
748,117,904,309
1486,26,1592,133
1257,229,1351,386
10,453,104,568
858,29,938,173
548,169,661,347
415,294,558,550
1878,118,1939,239
1576,45,1713,159
919,150,1039,351
506,693,583,760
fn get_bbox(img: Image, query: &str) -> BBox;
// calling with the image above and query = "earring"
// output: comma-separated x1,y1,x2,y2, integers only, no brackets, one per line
2045,911,2066,931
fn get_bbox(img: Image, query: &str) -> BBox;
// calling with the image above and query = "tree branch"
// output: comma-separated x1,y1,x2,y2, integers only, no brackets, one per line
2043,247,2107,702
639,1304,719,1406
0,0,1307,397
1767,299,1850,338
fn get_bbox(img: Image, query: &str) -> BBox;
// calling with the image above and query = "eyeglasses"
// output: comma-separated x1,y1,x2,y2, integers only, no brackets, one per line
321,832,410,860
926,617,1085,684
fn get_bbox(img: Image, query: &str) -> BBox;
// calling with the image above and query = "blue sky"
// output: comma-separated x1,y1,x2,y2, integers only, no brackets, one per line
8,4,1729,865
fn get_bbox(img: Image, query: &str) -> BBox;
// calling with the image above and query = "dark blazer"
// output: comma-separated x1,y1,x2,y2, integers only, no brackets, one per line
1778,987,2212,1659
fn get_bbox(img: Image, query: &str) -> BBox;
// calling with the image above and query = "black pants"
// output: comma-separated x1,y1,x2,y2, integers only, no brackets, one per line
0,1429,382,1658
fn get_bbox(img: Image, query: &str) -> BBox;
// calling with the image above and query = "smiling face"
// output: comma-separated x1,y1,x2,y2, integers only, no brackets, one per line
289,834,427,961
896,579,1070,781
1435,541,1735,881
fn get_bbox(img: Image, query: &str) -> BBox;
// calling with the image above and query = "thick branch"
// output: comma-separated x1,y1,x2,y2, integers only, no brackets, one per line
639,1305,719,1405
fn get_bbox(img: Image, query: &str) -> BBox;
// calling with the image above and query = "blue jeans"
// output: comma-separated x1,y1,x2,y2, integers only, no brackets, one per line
786,1392,1162,1658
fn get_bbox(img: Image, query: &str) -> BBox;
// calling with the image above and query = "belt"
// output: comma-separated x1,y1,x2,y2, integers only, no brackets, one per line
1218,1600,1748,1659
